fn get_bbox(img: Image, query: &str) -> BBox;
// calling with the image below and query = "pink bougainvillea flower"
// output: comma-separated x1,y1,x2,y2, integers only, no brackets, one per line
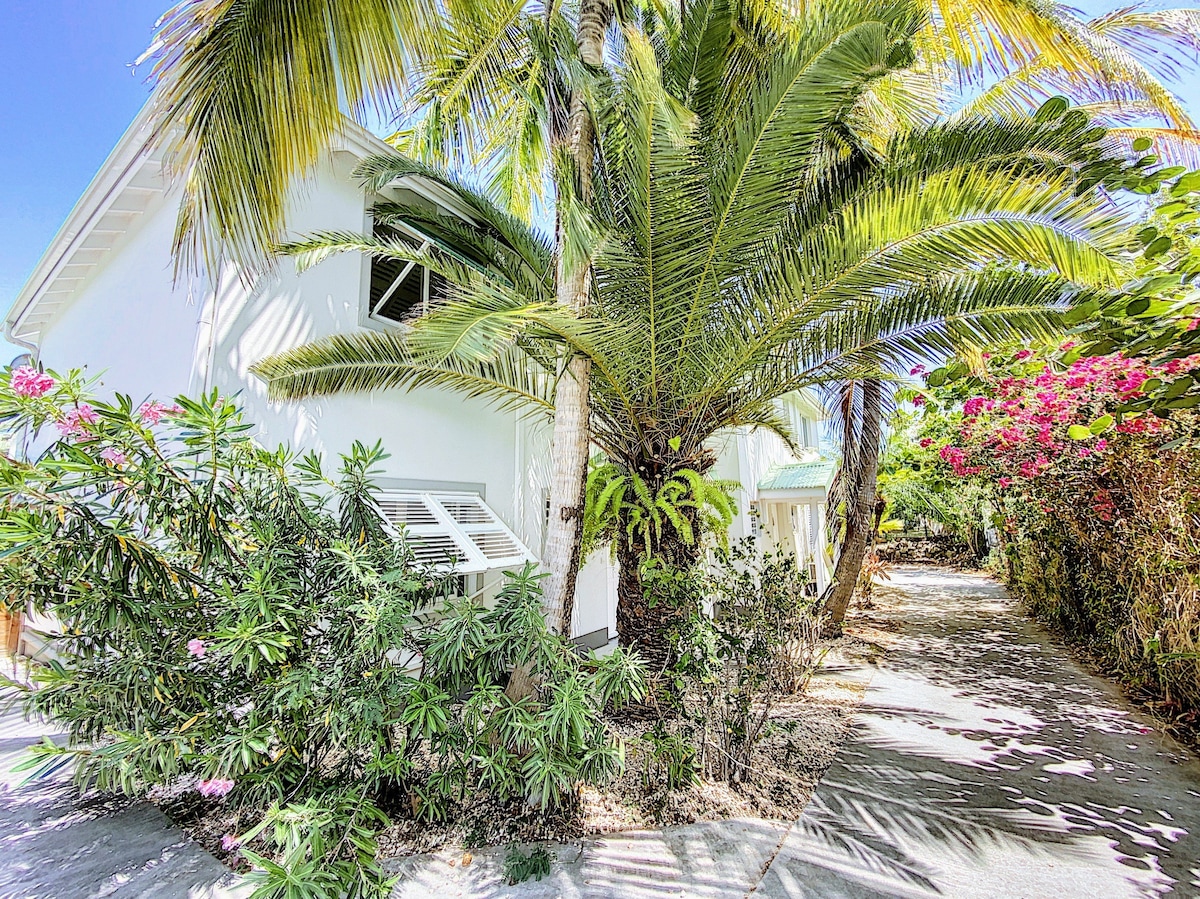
187,638,206,658
221,834,240,852
10,366,55,398
998,477,1012,489
912,395,925,407
919,437,933,448
1094,439,1108,453
1013,349,1033,361
99,448,126,466
909,364,926,376
1188,318,1200,332
197,778,235,798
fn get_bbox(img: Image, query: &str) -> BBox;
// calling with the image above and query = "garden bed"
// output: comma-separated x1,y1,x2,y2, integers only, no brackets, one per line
158,625,882,869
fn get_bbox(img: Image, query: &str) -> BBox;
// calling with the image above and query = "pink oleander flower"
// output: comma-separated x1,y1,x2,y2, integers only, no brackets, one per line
139,400,172,427
221,834,241,852
187,638,206,658
56,404,99,438
10,366,55,398
99,448,126,466
197,778,235,798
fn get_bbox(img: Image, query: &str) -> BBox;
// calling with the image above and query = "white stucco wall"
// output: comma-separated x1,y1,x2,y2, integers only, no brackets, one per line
33,151,594,618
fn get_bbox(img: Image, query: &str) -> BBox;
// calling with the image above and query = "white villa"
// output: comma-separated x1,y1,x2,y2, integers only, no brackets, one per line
5,107,835,647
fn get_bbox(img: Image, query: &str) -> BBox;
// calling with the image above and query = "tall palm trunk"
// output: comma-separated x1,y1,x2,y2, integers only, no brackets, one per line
823,379,884,637
541,0,610,636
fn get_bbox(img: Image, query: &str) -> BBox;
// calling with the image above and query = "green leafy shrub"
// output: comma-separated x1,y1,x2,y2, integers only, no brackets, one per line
642,543,821,784
0,368,644,898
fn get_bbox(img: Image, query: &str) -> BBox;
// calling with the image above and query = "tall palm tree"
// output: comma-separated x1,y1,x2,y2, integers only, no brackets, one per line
142,0,619,633
251,0,1134,669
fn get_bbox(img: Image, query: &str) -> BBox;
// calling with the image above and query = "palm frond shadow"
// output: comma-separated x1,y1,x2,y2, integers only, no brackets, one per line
766,568,1200,897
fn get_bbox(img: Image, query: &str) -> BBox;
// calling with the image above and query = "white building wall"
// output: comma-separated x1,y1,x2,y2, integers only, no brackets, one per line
32,152,617,625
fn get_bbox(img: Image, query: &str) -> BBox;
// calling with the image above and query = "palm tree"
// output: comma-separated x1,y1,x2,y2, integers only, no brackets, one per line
142,0,620,634
250,0,1134,669
139,0,1194,638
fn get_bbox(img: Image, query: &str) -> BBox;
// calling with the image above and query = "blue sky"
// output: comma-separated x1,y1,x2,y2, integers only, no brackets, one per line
2,1,1200,365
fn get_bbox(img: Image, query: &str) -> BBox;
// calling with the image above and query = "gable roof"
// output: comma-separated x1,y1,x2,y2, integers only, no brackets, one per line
5,104,472,352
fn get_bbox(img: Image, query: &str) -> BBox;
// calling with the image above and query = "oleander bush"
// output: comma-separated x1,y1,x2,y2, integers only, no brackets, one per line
0,367,644,899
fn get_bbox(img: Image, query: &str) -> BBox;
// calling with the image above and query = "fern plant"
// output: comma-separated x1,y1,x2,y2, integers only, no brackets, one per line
582,461,737,563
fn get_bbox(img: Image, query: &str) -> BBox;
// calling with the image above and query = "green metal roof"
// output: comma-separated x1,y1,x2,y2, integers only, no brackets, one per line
758,459,838,492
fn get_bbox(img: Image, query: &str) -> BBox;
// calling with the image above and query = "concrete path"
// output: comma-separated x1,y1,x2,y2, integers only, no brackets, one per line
391,568,1200,898
0,693,240,899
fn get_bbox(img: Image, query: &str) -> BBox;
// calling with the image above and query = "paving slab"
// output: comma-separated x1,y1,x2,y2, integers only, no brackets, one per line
0,695,242,899
756,568,1200,898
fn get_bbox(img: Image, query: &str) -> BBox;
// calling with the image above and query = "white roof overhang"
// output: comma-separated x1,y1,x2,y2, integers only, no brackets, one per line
5,109,474,353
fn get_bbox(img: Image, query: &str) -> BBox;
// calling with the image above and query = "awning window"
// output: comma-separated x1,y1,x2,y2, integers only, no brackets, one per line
376,491,536,573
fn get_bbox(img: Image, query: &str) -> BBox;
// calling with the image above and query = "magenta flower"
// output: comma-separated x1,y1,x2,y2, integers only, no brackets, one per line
221,834,241,852
919,437,933,448
909,364,926,376
1094,439,1108,453
912,395,925,407
56,404,99,438
1013,349,1033,361
99,448,126,466
187,638,206,658
11,366,55,398
197,778,235,798
998,477,1012,489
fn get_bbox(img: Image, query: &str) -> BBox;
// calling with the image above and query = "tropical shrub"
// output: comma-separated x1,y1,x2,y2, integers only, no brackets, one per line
643,543,821,784
907,347,1200,725
0,368,644,898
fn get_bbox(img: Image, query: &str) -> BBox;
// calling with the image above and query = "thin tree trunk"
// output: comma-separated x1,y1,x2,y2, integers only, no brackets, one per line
541,0,610,635
822,379,884,637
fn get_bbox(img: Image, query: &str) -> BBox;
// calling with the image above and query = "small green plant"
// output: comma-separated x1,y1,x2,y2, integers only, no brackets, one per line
641,724,699,790
582,461,737,561
503,843,553,884
644,542,821,785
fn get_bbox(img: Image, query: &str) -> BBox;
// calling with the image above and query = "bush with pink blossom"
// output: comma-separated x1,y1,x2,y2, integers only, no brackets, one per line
900,346,1200,724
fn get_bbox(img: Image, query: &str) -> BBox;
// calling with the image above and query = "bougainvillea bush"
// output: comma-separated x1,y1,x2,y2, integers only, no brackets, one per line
904,347,1200,724
0,368,644,898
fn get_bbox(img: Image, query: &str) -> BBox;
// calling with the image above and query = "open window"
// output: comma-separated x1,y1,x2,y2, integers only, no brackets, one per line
375,491,536,574
367,219,451,325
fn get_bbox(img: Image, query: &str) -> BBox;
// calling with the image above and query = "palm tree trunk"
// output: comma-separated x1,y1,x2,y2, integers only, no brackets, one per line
541,0,610,635
822,379,884,637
